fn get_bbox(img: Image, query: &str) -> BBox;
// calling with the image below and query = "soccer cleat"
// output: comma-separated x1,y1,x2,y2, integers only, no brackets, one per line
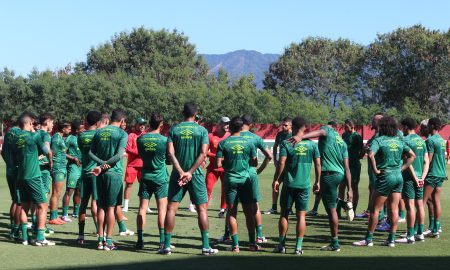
356,210,370,218
146,208,153,214
249,244,262,251
35,239,56,246
423,229,432,237
256,236,268,243
188,204,197,213
226,246,240,253
320,245,341,251
216,235,231,244
398,217,406,223
352,239,373,247
135,241,144,249
48,218,65,225
272,245,286,253
295,249,304,255
119,229,135,236
218,209,226,219
71,214,78,218
22,240,29,245
159,243,175,250
264,208,278,215
375,221,390,232
415,234,425,241
61,216,72,222
97,241,105,250
344,201,354,221
76,236,84,245
381,240,395,247
202,247,219,255
104,243,117,251
395,237,415,244
158,247,172,255
432,232,440,238
306,210,318,217
122,207,128,212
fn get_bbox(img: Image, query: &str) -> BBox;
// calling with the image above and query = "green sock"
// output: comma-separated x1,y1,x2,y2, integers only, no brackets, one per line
407,227,414,237
399,210,406,219
78,221,85,236
249,232,256,245
231,234,239,248
164,232,172,249
62,206,69,217
331,237,339,247
118,220,127,232
414,223,418,234
433,219,441,234
224,224,230,238
278,235,286,246
418,224,424,235
159,228,165,244
50,210,58,220
31,215,37,226
365,231,374,242
106,237,113,246
429,216,435,231
201,230,209,249
272,204,277,211
20,223,28,241
388,232,395,242
73,204,80,216
98,236,104,243
256,225,263,238
137,230,144,243
295,237,303,250
37,228,45,241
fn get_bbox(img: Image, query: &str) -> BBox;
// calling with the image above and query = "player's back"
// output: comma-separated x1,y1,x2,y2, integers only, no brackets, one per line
78,129,97,173
137,133,168,181
14,130,42,180
92,125,128,174
318,126,347,174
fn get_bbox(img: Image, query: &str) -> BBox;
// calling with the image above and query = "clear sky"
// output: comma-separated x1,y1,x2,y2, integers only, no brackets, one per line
1,0,448,75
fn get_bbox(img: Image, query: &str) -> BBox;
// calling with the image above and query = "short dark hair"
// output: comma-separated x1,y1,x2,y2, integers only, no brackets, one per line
229,116,244,133
18,111,36,128
183,102,198,118
241,114,253,125
281,117,292,123
327,121,337,128
149,113,164,130
57,121,71,132
378,116,398,137
292,117,306,130
86,111,102,126
344,119,355,127
400,117,417,130
39,112,54,126
71,120,83,132
428,117,442,131
111,109,126,122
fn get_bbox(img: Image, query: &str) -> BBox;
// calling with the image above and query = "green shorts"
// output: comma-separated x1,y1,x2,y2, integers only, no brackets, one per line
425,176,447,189
368,167,377,188
6,168,18,201
375,170,403,197
249,169,261,202
96,172,123,208
41,170,51,194
349,162,361,184
280,185,309,211
18,177,47,204
67,164,81,189
80,173,98,200
402,179,423,200
168,172,208,205
51,170,67,183
320,171,344,209
224,177,255,206
138,179,168,200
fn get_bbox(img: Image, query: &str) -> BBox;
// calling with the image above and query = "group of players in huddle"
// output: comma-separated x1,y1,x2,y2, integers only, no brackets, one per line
1,101,448,255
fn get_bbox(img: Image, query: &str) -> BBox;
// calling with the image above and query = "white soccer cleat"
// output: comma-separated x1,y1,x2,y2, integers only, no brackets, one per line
415,234,425,241
345,202,355,221
188,204,197,213
352,239,373,247
202,247,219,255
61,216,72,222
398,218,406,223
35,239,56,246
146,208,153,213
423,229,432,237
119,229,135,236
381,240,395,247
395,237,415,244
122,207,129,212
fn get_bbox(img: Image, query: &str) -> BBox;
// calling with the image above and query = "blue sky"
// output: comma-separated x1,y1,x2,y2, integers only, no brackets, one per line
1,0,448,75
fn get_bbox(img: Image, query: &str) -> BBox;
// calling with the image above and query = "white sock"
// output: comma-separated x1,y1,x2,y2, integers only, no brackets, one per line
124,199,129,209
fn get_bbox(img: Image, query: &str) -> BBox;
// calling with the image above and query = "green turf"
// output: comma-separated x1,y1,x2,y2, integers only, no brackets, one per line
0,159,449,270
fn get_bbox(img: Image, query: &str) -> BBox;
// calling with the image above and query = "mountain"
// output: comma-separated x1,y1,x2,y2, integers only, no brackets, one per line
202,50,279,89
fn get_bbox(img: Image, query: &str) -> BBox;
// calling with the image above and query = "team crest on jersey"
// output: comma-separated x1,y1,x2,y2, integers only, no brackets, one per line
99,132,111,141
144,142,157,151
231,144,244,154
180,129,193,139
389,143,399,151
295,145,307,156
16,138,25,148
414,139,424,149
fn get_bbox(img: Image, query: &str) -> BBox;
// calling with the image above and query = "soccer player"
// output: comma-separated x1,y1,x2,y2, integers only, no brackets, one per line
13,112,55,246
37,113,54,198
90,109,129,251
206,116,230,218
135,113,169,250
337,119,364,217
396,117,429,243
49,121,72,225
161,101,218,255
216,116,258,252
423,117,447,238
61,120,84,222
266,117,292,215
1,122,21,238
288,121,353,251
273,117,321,255
76,111,103,244
123,117,147,213
353,116,415,247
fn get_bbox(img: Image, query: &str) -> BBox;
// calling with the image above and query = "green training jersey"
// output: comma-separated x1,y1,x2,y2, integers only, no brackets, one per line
137,133,169,184
13,130,47,180
342,131,363,164
1,126,21,168
402,133,427,181
65,134,81,160
167,121,209,175
216,136,256,184
275,131,292,144
37,130,51,167
279,139,320,189
78,129,97,174
240,131,267,173
426,134,447,178
370,135,411,171
51,133,68,170
91,125,128,174
318,126,348,174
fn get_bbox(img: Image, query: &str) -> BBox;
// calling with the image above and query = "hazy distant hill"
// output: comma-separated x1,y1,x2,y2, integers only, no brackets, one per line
202,50,279,89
